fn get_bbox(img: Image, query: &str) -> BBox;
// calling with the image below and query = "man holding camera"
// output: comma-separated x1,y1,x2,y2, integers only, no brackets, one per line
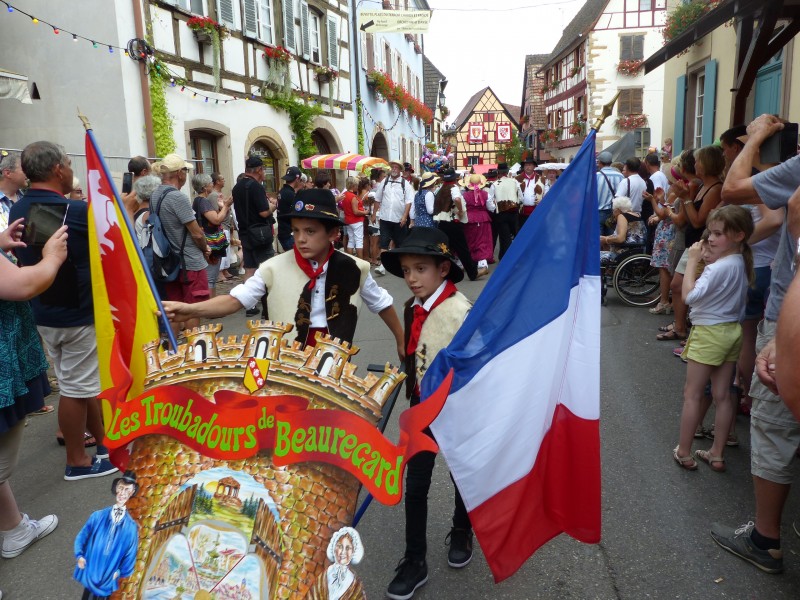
232,157,277,317
710,114,800,574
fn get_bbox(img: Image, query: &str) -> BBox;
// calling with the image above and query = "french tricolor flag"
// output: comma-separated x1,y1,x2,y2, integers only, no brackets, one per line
422,131,602,582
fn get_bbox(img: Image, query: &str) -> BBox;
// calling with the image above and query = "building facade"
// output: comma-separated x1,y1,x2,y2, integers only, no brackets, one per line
650,0,799,157
520,53,550,159
355,0,429,167
449,87,520,170
538,0,668,162
0,0,358,192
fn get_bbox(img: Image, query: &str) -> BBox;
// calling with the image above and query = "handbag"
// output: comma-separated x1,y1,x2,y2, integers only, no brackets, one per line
193,196,229,258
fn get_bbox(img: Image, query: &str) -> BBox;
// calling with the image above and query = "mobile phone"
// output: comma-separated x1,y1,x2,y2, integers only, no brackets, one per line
122,171,133,194
760,123,799,164
22,203,68,246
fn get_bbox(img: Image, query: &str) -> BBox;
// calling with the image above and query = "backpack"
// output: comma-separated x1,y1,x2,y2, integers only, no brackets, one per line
140,187,186,283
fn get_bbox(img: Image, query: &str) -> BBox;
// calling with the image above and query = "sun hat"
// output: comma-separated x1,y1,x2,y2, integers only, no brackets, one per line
419,172,439,189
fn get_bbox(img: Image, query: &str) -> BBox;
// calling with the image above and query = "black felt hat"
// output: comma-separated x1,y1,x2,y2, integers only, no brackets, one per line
497,162,509,173
440,167,459,182
380,227,464,283
278,188,344,225
111,470,139,497
520,151,538,166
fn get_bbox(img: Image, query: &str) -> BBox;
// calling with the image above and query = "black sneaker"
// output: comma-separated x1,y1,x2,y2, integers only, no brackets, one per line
245,307,260,317
711,521,783,574
386,557,428,600
445,527,473,568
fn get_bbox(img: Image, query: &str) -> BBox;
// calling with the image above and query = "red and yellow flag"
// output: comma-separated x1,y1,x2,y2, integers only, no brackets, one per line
85,131,160,467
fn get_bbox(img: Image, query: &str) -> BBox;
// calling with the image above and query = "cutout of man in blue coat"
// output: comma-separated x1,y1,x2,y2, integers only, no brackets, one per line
74,471,139,600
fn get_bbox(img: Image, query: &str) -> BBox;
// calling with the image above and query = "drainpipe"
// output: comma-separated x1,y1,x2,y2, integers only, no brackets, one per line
133,0,156,156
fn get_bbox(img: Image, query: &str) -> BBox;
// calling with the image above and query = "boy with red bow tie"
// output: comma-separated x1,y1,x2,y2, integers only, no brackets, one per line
379,227,473,600
163,188,405,358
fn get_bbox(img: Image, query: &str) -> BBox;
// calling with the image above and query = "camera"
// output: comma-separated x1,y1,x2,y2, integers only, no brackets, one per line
760,122,798,164
122,171,133,194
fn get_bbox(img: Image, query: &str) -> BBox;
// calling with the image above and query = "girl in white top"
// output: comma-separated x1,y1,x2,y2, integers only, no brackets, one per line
673,205,754,473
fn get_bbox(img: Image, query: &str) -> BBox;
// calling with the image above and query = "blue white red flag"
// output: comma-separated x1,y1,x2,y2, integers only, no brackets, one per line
422,131,602,582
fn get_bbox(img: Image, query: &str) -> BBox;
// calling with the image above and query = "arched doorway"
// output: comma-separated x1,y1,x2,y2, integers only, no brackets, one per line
371,132,389,160
249,141,279,194
310,130,336,189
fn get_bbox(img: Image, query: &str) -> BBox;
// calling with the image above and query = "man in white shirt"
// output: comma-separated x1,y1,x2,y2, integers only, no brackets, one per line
596,151,624,235
616,157,647,213
645,152,669,197
491,163,522,260
374,160,415,275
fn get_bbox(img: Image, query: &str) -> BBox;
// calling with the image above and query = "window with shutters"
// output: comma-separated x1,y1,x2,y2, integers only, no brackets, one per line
620,35,644,61
326,14,339,69
281,0,296,52
217,0,236,29
307,11,321,63
467,156,480,166
364,33,375,70
243,0,274,43
384,43,392,77
693,72,705,149
618,88,643,115
168,0,205,14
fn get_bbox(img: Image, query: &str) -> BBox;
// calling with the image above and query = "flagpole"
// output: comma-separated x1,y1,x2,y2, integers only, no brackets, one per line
591,91,621,132
78,111,179,354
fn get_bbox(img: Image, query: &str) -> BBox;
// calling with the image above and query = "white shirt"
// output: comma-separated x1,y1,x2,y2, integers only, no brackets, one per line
616,173,647,212
111,504,127,525
409,190,435,220
374,176,414,223
412,280,470,322
649,169,670,198
685,254,748,325
230,259,393,326
520,176,540,206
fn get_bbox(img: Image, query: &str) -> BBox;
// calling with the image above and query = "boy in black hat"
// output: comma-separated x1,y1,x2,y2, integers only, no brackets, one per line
74,472,139,599
163,188,405,358
380,227,474,600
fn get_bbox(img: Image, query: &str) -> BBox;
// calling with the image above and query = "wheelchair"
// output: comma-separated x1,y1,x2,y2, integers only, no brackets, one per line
600,243,661,307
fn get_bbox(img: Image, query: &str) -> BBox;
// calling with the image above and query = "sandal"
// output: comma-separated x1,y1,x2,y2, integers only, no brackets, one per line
695,449,726,472
56,432,96,448
673,446,697,470
656,329,687,341
30,404,54,415
658,322,675,333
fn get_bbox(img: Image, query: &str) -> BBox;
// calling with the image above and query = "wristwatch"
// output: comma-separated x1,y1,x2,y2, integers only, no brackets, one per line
683,199,693,205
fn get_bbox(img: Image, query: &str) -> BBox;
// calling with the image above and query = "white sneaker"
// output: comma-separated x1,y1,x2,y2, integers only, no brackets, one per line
374,264,386,276
1,513,58,558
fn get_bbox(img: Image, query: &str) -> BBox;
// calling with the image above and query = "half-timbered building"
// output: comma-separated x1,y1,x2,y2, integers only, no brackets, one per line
450,87,520,171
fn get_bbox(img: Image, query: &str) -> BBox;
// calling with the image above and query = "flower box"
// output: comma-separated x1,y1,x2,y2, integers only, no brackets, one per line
314,66,338,84
617,59,643,76
616,114,649,131
193,30,212,44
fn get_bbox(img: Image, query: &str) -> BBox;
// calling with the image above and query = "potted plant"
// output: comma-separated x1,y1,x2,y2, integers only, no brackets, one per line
615,113,649,131
187,17,229,92
440,105,450,118
569,65,581,78
263,45,293,95
662,0,720,43
314,65,338,84
617,59,643,76
568,120,584,137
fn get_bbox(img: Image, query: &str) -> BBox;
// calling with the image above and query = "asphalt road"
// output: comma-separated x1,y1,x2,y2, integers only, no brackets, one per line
2,267,800,599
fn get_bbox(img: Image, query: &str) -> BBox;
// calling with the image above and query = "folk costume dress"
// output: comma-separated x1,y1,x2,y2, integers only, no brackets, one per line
462,183,493,264
432,181,478,281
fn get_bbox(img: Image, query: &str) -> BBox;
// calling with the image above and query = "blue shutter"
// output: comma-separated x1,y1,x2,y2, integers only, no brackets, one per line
701,59,717,146
673,74,686,154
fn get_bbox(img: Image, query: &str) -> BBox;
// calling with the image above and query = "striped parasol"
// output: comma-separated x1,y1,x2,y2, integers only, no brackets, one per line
301,153,390,172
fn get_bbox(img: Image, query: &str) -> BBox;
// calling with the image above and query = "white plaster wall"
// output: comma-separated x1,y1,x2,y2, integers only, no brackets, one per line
590,20,667,152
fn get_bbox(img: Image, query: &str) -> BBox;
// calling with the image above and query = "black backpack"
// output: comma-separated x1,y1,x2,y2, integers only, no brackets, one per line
140,187,186,283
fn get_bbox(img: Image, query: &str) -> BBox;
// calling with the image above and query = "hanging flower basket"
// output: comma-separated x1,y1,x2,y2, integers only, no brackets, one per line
365,70,432,124
314,65,338,84
263,45,293,64
187,17,228,92
568,121,585,137
615,114,649,131
662,0,721,43
617,59,643,76
541,128,561,144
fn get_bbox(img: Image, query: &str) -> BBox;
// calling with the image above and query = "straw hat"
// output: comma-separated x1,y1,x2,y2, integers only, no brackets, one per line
419,172,439,189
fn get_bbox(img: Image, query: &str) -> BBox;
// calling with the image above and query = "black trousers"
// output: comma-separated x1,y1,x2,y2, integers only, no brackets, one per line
82,590,108,600
436,220,478,280
495,210,518,260
405,397,471,561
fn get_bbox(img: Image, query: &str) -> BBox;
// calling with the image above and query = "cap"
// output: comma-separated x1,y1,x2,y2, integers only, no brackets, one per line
282,166,302,181
597,151,613,165
159,153,193,174
245,156,263,169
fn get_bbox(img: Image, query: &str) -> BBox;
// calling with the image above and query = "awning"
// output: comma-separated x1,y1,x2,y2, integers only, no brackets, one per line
301,153,389,172
0,69,32,104
643,0,746,74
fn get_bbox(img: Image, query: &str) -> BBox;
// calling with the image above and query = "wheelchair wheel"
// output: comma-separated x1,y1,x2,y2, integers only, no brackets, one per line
613,253,660,307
